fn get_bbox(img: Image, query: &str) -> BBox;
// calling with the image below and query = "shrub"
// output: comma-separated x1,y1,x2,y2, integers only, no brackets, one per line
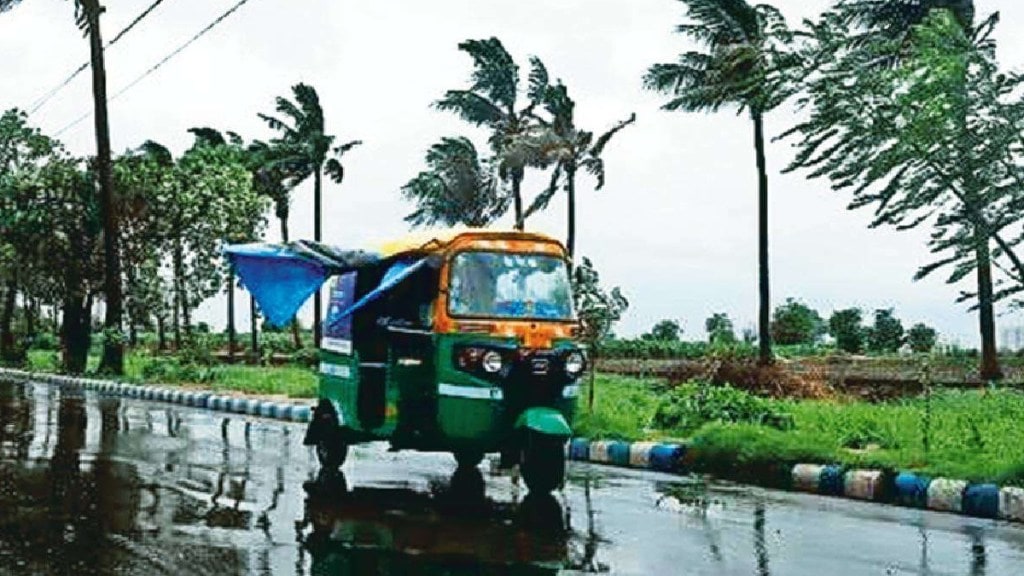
652,382,791,433
29,332,59,351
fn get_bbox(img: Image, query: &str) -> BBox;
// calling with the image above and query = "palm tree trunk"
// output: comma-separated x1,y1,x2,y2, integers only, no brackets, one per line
85,3,123,375
227,270,236,363
566,165,577,259
279,211,302,349
752,110,772,365
975,231,1002,380
313,168,323,348
512,171,524,231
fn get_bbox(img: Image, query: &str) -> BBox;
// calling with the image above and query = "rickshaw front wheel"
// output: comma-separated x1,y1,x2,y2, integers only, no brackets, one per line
316,440,348,471
520,434,566,493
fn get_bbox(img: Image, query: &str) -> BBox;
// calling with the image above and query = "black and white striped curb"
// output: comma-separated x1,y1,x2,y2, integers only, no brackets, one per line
0,367,312,423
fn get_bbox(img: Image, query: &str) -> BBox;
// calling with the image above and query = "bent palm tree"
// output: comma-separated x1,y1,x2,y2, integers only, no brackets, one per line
401,137,509,228
259,83,361,346
515,81,635,259
643,0,798,365
435,38,550,230
3,0,123,373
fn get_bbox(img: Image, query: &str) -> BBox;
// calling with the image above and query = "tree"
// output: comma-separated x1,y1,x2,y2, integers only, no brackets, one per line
259,83,361,347
867,308,904,353
435,38,551,230
515,80,635,258
571,256,628,411
770,298,824,346
401,136,509,227
2,0,124,373
785,3,1014,380
0,109,56,362
643,0,800,366
646,319,682,342
705,312,736,345
907,323,938,353
828,308,866,354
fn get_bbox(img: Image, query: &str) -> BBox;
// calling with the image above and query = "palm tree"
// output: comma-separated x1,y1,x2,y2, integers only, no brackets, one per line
836,0,1000,379
259,83,361,347
247,138,305,348
435,38,551,230
401,136,509,228
2,0,124,373
643,0,798,366
515,81,635,259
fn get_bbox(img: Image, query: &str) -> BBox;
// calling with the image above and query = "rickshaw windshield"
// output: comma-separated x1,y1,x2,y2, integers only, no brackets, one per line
448,251,574,321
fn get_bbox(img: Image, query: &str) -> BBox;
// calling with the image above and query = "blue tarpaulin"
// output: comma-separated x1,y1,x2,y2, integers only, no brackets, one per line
224,241,384,327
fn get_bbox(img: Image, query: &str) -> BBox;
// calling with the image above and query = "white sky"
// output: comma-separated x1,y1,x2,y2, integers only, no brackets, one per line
3,0,1024,346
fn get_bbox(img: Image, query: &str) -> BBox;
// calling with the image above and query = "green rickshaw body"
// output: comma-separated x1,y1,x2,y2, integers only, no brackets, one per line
313,231,583,458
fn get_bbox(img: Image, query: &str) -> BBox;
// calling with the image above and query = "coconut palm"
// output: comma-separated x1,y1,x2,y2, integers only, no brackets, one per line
259,83,361,346
642,0,799,366
401,136,509,228
832,0,998,380
515,81,635,259
2,0,123,373
435,38,551,230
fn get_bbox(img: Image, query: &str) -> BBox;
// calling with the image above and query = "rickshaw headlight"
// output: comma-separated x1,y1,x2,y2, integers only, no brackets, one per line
482,350,503,373
564,352,585,376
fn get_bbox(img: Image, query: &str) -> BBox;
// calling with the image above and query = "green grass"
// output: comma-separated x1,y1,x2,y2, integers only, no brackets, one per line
24,350,1024,484
27,349,318,398
577,374,1024,485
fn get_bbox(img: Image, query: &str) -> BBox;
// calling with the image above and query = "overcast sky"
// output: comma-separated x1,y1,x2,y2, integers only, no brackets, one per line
3,0,1024,346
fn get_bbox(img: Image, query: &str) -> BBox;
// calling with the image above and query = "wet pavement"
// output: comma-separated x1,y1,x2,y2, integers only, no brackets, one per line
2,379,1024,575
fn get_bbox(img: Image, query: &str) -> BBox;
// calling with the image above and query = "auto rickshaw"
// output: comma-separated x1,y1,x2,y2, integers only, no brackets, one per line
225,229,584,492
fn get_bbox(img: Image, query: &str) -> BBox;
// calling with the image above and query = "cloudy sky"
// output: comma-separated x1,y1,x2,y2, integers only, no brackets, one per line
3,0,1024,346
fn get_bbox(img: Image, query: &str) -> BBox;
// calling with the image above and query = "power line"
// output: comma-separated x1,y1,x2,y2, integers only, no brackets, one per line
27,0,169,115
53,0,256,138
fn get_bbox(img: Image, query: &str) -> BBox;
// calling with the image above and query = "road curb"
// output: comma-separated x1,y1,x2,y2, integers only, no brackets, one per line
0,367,313,424
566,435,1024,525
3,366,1021,525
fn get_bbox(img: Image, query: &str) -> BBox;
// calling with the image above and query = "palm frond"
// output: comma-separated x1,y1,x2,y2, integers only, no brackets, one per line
524,163,562,219
332,140,363,156
527,56,550,104
187,127,226,148
324,158,345,184
434,90,506,126
258,113,297,139
590,113,636,158
457,37,519,113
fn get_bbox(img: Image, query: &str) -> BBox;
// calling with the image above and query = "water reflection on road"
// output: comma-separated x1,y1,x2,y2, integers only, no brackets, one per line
3,379,1024,575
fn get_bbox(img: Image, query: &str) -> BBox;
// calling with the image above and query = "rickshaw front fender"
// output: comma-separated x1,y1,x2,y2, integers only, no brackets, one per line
514,407,572,438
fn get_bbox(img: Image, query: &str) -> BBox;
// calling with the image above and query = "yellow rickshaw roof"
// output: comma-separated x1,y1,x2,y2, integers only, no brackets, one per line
376,228,564,258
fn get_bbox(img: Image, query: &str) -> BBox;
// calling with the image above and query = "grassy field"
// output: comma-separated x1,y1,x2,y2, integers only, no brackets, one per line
579,374,1024,485
21,350,1024,484
26,349,318,398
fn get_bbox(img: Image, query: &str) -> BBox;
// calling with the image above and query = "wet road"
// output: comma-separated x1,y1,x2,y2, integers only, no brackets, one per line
2,380,1024,575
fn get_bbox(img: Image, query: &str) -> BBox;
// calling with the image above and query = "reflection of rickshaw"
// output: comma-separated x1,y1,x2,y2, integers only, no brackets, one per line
300,470,567,575
226,230,584,492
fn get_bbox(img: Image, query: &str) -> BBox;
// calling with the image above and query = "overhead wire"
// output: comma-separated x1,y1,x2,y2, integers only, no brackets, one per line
53,0,256,137
27,0,169,115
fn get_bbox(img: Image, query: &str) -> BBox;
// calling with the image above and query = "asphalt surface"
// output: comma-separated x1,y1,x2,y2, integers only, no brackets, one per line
2,379,1024,575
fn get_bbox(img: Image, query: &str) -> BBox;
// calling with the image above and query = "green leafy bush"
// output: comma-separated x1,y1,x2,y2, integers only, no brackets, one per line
652,382,791,433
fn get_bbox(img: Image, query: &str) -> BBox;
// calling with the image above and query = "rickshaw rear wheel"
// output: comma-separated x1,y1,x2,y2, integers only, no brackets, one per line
454,450,484,468
520,434,566,493
316,439,348,471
